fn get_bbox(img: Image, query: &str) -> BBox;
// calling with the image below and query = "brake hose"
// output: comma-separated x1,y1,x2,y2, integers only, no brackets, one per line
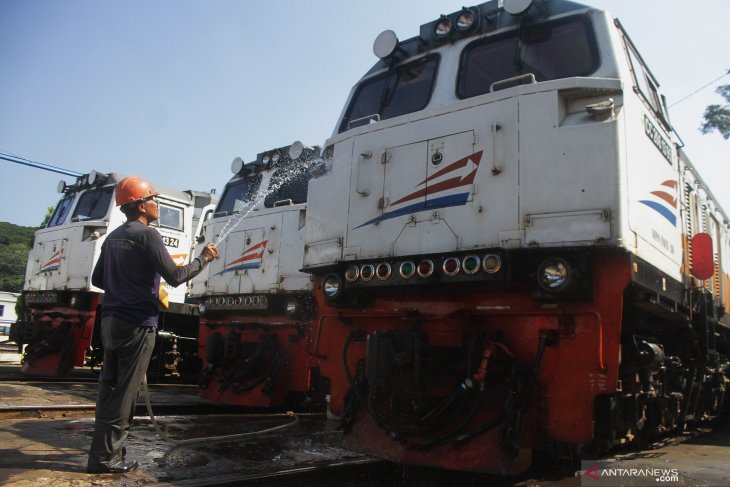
140,374,298,458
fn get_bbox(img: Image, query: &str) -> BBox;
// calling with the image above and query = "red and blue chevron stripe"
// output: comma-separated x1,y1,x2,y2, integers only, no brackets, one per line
355,150,483,229
217,240,268,275
639,180,677,226
40,248,63,273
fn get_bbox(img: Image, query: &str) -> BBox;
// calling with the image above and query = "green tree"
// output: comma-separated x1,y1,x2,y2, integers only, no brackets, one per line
41,206,55,227
0,222,37,292
700,84,730,139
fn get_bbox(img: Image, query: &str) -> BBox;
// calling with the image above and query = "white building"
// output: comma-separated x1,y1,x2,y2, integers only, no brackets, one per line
0,291,20,334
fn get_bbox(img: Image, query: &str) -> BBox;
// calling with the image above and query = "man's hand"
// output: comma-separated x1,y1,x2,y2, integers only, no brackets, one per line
201,243,218,263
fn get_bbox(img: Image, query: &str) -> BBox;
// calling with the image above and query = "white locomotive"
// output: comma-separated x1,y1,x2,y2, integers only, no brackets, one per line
11,171,216,381
302,0,730,474
191,143,323,407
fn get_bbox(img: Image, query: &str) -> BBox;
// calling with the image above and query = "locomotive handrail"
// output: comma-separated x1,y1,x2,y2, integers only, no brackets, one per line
490,73,536,93
348,113,381,130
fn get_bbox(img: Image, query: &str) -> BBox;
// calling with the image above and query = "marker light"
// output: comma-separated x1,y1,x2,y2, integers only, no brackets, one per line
462,255,481,275
376,263,392,280
456,7,478,31
483,254,502,274
537,257,576,293
434,16,452,38
345,265,360,283
322,273,344,300
400,261,416,279
360,264,375,282
443,257,461,276
417,259,435,278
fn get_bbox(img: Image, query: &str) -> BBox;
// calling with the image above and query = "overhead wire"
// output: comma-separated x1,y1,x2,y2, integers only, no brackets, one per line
669,69,730,108
0,150,82,177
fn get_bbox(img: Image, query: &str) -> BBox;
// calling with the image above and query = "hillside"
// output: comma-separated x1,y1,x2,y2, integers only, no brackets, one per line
0,221,37,292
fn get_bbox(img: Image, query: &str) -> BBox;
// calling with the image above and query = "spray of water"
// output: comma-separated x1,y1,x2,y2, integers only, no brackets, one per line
213,157,320,246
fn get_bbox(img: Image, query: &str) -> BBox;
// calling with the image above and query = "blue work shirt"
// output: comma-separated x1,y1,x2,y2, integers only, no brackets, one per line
92,220,207,327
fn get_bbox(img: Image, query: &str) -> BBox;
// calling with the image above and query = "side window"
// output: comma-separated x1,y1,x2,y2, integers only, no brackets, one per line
71,187,114,221
157,203,183,231
620,25,671,129
47,195,75,228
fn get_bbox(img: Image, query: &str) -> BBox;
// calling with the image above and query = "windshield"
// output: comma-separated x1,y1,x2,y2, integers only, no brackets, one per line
71,187,114,221
47,194,75,228
339,54,439,133
264,164,312,208
215,175,262,215
459,15,598,97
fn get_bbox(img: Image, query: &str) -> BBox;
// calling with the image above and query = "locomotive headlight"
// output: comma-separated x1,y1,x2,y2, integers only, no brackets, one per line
199,303,207,315
271,152,281,164
285,297,300,317
456,7,478,31
434,16,452,38
69,294,80,308
322,273,344,301
537,257,576,294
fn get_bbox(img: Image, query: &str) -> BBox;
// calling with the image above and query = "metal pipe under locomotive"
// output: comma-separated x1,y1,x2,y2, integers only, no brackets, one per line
10,171,217,382
192,143,323,408
302,0,730,475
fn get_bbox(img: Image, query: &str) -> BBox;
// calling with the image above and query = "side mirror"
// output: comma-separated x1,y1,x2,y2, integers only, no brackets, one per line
691,233,714,280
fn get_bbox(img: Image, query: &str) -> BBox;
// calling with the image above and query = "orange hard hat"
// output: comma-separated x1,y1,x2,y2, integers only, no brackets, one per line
115,176,160,206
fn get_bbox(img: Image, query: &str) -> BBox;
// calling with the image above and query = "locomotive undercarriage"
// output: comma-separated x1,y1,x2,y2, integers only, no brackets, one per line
591,286,729,454
10,294,202,382
198,317,319,408
315,252,730,474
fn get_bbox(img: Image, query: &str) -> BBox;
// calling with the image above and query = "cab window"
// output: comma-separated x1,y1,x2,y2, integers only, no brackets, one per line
459,15,599,97
339,55,439,133
71,187,114,221
264,165,311,208
47,194,74,227
215,175,262,215
156,203,183,231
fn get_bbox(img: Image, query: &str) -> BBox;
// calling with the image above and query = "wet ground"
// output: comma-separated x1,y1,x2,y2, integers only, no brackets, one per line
0,361,728,486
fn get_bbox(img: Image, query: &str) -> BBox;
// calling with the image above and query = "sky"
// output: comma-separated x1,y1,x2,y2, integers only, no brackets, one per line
0,0,728,228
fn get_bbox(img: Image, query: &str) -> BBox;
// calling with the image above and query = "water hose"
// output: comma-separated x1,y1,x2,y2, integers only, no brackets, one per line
140,374,298,458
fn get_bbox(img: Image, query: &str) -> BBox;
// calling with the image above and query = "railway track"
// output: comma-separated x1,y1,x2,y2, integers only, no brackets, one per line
148,457,386,487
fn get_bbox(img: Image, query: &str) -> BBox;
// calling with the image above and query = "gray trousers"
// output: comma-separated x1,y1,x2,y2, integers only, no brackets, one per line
88,316,156,469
